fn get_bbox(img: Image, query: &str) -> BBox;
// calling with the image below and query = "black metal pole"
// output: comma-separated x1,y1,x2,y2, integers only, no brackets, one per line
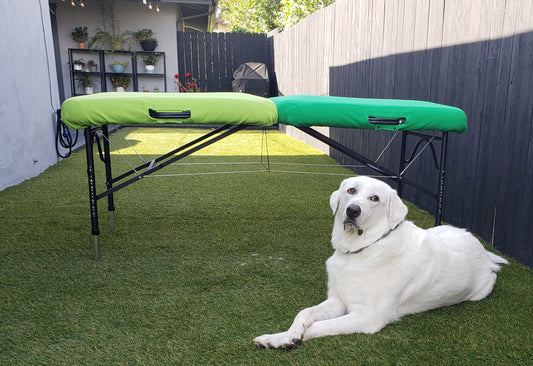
397,131,408,197
84,127,100,260
435,132,448,226
102,125,115,232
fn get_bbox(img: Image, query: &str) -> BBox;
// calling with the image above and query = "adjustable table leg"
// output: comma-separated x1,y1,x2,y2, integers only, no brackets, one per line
84,127,100,260
435,132,448,226
102,125,115,232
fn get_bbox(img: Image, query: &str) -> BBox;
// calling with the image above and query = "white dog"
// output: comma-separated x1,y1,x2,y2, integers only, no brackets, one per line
254,176,507,349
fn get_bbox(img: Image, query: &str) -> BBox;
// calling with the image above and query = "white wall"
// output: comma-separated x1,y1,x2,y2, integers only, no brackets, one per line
0,0,60,191
54,0,180,96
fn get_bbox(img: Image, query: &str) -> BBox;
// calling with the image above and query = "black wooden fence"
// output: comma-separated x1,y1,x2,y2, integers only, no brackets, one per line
177,32,273,93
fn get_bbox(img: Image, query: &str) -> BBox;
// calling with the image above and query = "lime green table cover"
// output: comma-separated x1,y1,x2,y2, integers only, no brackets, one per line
61,92,279,129
272,95,467,134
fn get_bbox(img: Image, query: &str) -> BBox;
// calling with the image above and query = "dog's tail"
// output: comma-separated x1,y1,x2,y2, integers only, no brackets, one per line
487,251,508,271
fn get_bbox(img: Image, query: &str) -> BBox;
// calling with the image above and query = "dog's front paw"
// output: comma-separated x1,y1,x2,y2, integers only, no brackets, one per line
254,331,302,349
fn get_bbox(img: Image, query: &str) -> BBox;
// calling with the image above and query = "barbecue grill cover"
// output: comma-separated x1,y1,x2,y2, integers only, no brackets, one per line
232,62,270,97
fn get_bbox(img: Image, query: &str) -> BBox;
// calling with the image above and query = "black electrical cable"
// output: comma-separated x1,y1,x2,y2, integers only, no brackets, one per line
55,109,78,159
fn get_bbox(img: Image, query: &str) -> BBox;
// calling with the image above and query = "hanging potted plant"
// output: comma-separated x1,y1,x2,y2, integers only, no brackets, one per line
134,28,158,51
141,53,161,74
71,26,89,49
76,73,98,95
110,73,131,92
110,61,128,73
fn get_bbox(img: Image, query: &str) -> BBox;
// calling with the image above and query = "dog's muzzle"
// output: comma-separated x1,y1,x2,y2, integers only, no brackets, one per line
343,204,363,235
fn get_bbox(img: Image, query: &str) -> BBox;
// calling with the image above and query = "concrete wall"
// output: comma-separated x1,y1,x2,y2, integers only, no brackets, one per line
54,0,180,97
0,0,60,191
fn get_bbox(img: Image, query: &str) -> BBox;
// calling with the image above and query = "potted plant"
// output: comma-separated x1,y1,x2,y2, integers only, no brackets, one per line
110,61,128,73
174,72,201,92
134,28,157,51
87,60,98,72
72,59,85,71
110,74,131,92
141,53,161,73
76,73,98,94
71,26,89,49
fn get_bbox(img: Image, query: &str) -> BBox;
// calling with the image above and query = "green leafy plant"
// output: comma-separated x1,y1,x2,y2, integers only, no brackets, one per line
76,73,98,88
110,73,131,88
133,28,156,42
111,61,128,66
72,59,85,66
71,26,89,43
88,0,135,53
142,53,161,66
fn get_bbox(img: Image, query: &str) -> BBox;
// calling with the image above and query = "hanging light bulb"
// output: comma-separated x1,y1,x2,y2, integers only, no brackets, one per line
156,1,160,12
142,0,147,4
148,2,153,10
80,0,85,7
71,0,75,6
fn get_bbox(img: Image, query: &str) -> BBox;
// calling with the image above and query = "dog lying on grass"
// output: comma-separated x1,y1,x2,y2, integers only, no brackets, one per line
254,176,507,349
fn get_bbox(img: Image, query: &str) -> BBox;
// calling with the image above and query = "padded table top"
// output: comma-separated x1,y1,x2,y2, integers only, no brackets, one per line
61,92,278,129
272,95,467,134
61,92,467,134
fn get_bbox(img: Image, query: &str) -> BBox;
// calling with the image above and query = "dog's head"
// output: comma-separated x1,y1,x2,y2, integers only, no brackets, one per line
329,176,408,253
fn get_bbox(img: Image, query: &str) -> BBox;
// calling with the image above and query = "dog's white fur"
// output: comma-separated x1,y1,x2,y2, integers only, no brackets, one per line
254,176,507,349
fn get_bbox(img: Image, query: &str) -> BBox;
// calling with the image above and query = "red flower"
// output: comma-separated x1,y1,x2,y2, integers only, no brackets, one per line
174,73,180,79
180,87,186,92
185,72,191,78
189,83,195,88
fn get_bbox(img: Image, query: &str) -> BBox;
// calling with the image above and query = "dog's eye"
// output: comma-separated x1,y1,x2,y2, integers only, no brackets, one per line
347,188,356,195
370,195,380,202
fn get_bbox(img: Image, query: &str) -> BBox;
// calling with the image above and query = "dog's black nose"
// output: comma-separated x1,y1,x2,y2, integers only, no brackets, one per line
346,204,361,219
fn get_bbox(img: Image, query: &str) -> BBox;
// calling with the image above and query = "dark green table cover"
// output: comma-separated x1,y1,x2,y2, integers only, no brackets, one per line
272,95,467,133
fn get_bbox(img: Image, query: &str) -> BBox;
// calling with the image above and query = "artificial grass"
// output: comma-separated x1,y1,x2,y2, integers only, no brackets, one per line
0,127,531,365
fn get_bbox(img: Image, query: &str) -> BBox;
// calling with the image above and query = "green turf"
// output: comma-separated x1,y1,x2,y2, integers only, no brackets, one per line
0,128,531,365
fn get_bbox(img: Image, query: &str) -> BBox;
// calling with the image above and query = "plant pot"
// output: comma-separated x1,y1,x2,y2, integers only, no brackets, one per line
115,87,125,92
145,65,155,74
78,42,86,49
111,64,125,73
84,86,94,95
73,64,83,71
140,40,157,51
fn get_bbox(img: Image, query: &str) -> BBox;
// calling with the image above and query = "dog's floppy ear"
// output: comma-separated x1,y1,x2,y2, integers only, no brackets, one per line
388,190,408,229
330,189,341,215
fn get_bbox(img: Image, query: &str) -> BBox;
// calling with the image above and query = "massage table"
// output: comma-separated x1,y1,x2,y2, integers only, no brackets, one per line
60,92,466,259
